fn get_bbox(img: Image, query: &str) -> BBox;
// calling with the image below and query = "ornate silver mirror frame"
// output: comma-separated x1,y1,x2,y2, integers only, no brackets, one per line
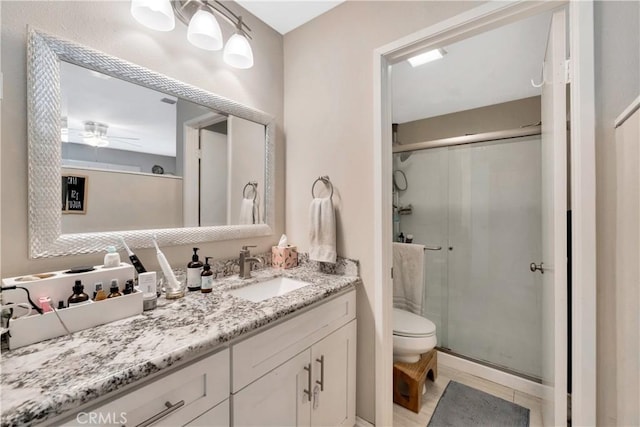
27,28,275,258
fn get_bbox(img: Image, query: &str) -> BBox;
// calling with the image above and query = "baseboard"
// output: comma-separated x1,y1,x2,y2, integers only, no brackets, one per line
438,351,545,398
355,415,375,427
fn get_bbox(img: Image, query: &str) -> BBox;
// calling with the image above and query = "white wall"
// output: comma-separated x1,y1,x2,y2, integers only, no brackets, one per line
594,1,640,425
283,1,481,422
1,1,284,276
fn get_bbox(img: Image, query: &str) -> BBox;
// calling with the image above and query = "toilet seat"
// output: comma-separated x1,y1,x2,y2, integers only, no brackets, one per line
393,308,436,338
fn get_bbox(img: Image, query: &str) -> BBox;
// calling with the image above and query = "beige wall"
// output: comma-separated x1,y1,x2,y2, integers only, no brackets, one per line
594,1,639,425
283,2,479,422
397,96,541,144
228,116,266,224
60,168,183,233
1,1,284,276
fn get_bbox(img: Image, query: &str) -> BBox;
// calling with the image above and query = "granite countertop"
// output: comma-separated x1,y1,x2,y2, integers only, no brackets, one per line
0,258,360,427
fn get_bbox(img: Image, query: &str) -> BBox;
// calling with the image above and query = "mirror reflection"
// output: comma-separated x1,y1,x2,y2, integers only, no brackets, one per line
59,62,265,234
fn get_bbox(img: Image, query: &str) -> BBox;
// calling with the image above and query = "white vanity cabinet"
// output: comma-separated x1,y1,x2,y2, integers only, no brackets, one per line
231,291,357,427
56,289,356,427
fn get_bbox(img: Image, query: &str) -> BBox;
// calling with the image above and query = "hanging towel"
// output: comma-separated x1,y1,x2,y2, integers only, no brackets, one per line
309,197,337,263
239,198,258,224
392,242,425,315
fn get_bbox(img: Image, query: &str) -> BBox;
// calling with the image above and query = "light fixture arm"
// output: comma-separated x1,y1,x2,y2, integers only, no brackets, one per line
172,0,252,39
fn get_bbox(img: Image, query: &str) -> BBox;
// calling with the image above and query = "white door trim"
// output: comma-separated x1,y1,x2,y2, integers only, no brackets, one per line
372,1,596,425
568,2,597,424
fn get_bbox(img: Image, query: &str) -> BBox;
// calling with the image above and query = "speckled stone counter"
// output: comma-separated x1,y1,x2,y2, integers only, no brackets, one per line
0,257,360,427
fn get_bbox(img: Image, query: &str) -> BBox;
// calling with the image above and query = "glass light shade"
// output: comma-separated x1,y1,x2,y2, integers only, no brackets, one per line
83,136,109,148
223,33,254,69
187,9,223,51
130,0,175,32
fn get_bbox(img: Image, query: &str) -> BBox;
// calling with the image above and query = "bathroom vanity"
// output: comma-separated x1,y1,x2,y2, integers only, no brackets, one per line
0,260,359,427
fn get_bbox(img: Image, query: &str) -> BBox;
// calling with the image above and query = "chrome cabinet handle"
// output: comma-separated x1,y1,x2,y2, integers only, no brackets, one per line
315,355,325,391
530,262,544,274
135,400,185,427
304,364,312,402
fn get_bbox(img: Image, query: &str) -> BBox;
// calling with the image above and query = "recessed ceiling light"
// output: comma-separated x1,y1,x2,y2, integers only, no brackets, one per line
407,48,447,67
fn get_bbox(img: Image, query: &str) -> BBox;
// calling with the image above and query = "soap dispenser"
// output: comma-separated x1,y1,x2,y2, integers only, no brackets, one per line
68,280,90,307
201,257,214,294
187,248,203,292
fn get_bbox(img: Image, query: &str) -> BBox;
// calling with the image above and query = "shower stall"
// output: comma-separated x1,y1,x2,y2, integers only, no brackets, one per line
393,131,543,381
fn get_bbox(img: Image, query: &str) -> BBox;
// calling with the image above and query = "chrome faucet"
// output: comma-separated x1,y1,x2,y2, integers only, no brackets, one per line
239,245,263,279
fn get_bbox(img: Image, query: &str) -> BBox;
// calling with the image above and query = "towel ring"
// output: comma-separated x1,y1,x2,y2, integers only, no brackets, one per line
311,176,333,199
243,181,258,201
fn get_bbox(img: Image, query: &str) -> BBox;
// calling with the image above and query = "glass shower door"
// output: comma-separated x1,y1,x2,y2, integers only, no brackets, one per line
446,137,543,379
395,148,449,345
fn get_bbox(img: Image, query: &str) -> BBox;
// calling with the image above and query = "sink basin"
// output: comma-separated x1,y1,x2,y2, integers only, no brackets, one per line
226,277,312,303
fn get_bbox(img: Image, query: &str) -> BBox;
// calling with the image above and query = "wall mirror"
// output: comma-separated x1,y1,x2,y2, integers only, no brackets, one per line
28,28,275,258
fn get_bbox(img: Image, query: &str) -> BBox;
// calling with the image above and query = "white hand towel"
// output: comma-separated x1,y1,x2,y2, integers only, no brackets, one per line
392,242,425,315
239,198,255,224
309,197,337,263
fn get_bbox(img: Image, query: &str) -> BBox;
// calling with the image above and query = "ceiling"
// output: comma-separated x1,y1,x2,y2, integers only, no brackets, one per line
235,0,344,34
392,11,553,123
61,62,210,157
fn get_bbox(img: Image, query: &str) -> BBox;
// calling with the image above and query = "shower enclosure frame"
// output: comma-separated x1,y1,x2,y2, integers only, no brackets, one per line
372,2,596,426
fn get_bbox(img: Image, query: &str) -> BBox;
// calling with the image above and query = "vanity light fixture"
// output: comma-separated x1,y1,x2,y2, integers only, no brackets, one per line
407,48,447,67
131,0,254,69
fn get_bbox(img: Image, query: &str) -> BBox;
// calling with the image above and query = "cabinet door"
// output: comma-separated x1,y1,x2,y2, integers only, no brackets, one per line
233,350,312,427
311,320,356,427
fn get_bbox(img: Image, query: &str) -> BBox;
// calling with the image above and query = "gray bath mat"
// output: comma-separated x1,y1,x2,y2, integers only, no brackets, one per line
427,381,530,427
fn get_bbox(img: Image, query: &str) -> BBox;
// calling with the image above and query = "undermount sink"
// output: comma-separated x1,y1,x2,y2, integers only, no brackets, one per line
226,277,312,303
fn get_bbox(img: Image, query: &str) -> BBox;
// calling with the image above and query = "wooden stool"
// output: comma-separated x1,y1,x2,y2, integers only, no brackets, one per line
393,349,438,413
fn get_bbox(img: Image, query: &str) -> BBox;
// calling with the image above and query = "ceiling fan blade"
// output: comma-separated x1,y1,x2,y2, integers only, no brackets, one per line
109,135,141,141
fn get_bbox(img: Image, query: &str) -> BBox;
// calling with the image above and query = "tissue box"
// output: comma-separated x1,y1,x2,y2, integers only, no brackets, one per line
272,246,298,269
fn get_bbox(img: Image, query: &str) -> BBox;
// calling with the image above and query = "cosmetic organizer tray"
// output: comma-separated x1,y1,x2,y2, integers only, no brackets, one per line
2,263,141,349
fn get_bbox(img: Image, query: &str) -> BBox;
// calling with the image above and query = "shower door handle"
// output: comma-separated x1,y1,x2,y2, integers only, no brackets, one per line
530,262,544,274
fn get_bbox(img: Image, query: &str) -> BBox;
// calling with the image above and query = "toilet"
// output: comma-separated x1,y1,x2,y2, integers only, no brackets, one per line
393,308,437,363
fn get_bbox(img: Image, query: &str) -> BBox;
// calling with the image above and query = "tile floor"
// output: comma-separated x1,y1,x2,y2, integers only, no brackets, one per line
393,364,543,427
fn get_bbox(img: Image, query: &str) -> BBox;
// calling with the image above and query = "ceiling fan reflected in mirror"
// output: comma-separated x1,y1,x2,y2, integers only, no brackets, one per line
67,120,142,148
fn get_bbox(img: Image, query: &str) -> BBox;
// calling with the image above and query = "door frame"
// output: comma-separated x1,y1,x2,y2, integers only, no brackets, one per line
183,112,227,227
372,1,596,425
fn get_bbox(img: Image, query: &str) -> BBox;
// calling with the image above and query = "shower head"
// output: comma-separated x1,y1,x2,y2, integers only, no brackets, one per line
399,152,412,162
392,123,412,162
394,151,412,162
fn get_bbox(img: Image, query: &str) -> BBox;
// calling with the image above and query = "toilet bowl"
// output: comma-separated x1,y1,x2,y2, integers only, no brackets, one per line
393,308,437,363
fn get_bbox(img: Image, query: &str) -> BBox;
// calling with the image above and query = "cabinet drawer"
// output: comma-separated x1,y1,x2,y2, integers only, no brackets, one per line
232,290,355,392
184,399,229,427
63,348,229,426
